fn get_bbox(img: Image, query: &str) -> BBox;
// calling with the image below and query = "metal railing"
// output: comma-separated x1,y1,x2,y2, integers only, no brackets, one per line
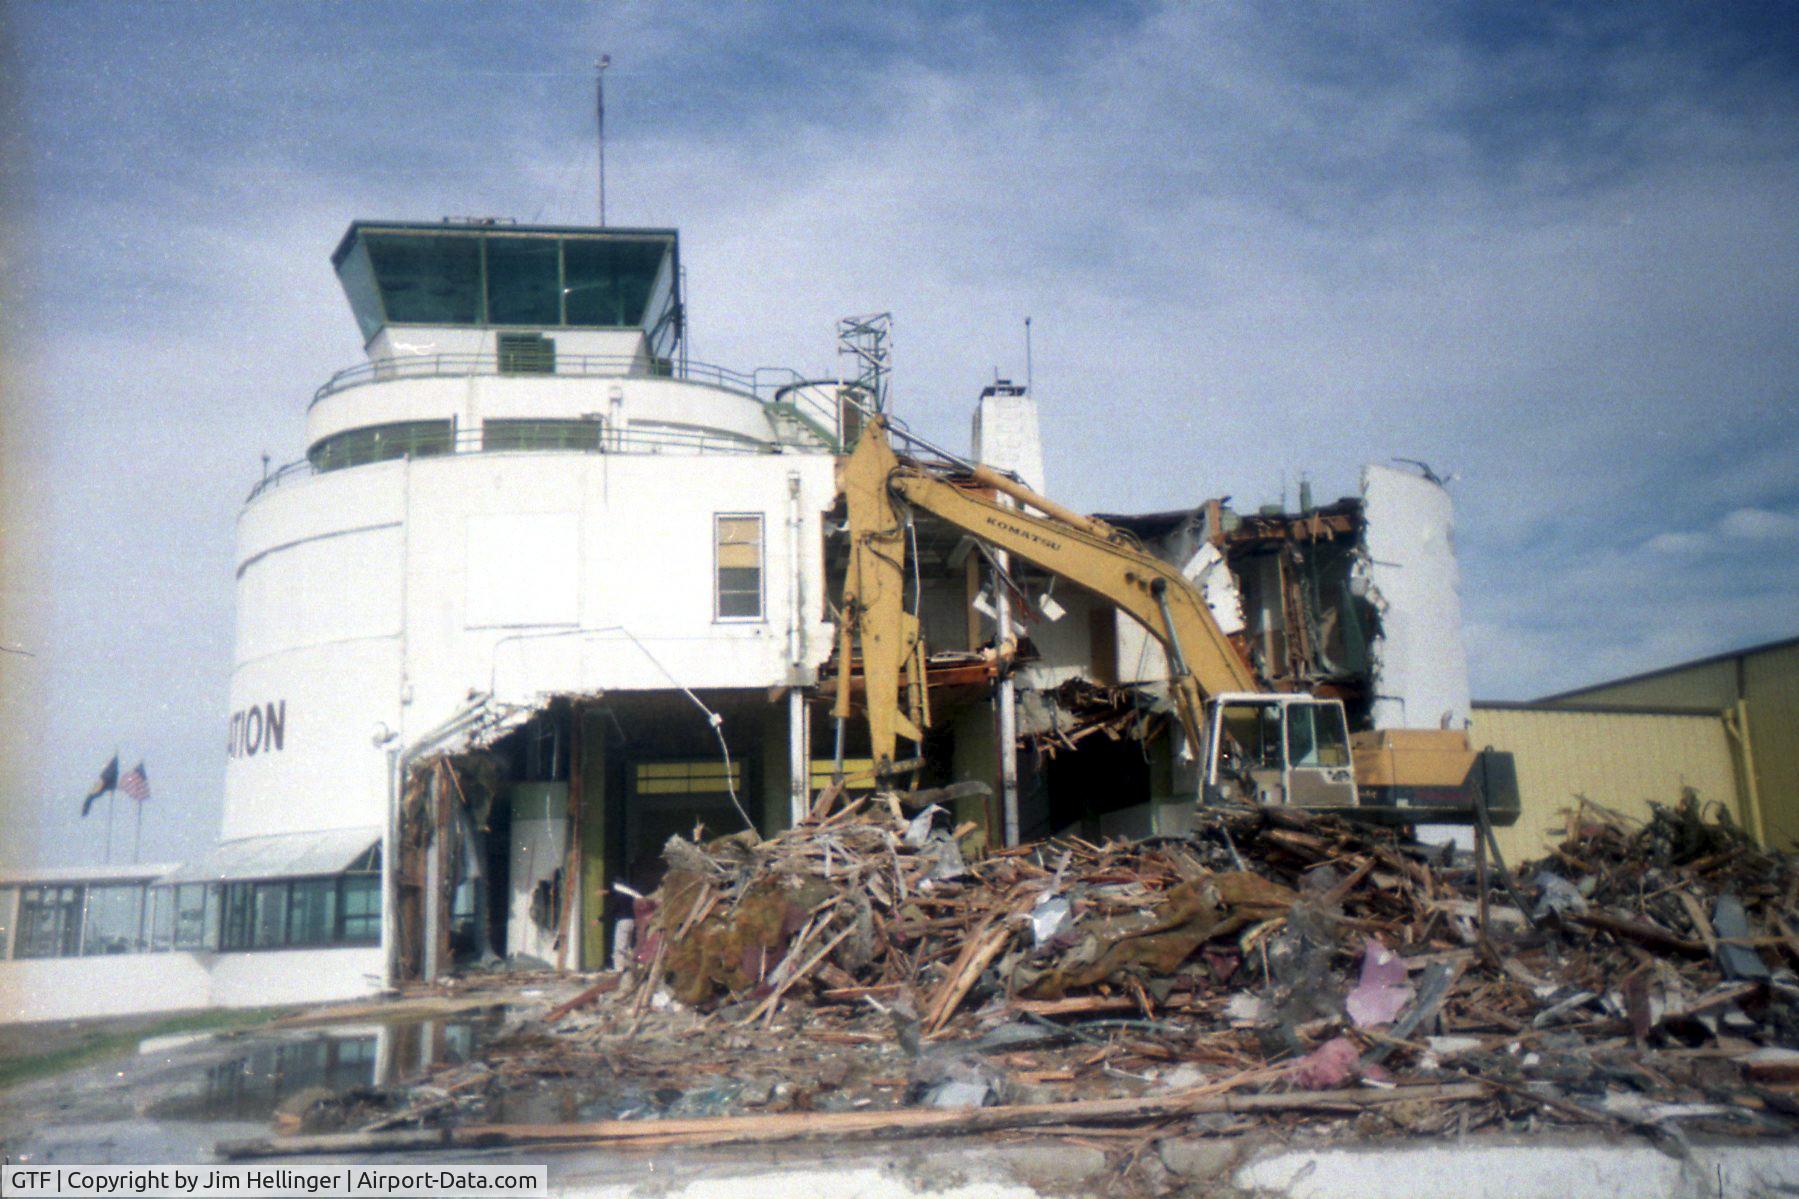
311,352,773,407
246,420,809,504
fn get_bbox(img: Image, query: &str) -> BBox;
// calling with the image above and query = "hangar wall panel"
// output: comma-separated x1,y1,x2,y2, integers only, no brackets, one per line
1744,643,1799,851
1470,705,1739,864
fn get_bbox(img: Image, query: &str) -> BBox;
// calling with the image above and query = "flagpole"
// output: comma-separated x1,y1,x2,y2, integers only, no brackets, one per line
105,792,116,864
133,797,143,864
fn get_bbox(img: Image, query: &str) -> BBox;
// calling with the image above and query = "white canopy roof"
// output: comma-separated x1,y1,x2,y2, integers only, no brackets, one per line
163,826,380,885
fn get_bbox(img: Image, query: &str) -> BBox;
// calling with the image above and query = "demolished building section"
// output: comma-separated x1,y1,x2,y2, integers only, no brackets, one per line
0,214,1510,1027
224,793,1799,1172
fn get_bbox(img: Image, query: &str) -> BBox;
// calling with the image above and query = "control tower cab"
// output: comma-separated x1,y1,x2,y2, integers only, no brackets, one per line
223,223,843,986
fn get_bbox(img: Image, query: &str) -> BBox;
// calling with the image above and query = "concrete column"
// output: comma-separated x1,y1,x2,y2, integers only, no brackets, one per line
994,549,1020,848
789,687,810,826
422,767,447,983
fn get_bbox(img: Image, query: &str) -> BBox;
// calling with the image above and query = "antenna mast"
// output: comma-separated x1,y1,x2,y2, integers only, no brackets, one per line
596,54,611,225
1024,316,1033,395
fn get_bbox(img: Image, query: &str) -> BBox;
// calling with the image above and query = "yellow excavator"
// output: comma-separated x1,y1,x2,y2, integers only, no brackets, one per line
833,415,1518,829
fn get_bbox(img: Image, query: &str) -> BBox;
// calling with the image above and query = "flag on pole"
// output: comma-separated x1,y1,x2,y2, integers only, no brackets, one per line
82,754,119,816
120,761,150,803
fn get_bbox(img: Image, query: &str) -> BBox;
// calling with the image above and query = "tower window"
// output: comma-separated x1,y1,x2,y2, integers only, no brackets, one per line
483,418,600,452
715,514,763,620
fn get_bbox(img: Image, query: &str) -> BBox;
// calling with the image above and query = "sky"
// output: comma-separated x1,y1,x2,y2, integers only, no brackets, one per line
0,0,1794,868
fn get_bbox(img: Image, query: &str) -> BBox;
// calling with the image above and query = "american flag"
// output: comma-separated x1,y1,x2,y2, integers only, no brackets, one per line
120,761,150,802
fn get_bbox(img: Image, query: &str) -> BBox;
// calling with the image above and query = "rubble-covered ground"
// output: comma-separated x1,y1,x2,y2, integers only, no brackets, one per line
236,791,1799,1193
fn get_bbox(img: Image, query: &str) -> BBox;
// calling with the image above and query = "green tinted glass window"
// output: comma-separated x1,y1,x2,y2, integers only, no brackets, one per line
251,882,288,949
486,237,561,325
563,239,663,327
364,233,481,324
336,239,387,342
483,419,602,452
338,875,380,944
310,421,453,472
287,879,337,947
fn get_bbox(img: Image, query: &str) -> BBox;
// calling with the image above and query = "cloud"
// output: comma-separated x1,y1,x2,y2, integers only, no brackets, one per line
2,0,1795,862
1719,506,1799,542
1644,506,1799,555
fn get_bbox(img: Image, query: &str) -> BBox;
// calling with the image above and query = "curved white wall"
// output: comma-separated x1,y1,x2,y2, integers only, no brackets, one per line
227,417,836,843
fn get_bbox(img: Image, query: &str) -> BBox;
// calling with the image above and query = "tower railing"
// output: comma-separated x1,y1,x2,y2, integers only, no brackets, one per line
245,418,827,504
311,352,781,407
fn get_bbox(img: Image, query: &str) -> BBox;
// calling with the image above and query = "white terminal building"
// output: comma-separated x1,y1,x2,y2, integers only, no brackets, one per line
0,218,1475,1021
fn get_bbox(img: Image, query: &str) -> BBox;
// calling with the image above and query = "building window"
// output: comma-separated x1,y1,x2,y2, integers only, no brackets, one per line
287,878,337,947
338,875,381,944
15,885,83,959
361,232,481,326
173,883,215,950
82,884,148,955
215,870,380,952
715,514,763,620
483,418,600,453
222,884,254,951
0,885,14,958
251,882,289,949
309,420,454,472
486,239,562,326
149,885,175,952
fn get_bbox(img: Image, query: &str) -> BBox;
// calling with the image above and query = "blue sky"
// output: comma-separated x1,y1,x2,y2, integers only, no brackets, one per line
1,0,1794,867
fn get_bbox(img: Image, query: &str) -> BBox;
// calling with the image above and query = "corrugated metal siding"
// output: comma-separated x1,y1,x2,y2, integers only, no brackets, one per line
1555,660,1738,710
1746,642,1799,851
1540,639,1797,851
1469,706,1738,865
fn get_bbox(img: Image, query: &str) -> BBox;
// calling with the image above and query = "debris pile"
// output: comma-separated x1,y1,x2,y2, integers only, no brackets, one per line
226,791,1799,1165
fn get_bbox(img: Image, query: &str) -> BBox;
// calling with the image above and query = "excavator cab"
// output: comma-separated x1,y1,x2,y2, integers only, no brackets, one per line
1202,693,1360,811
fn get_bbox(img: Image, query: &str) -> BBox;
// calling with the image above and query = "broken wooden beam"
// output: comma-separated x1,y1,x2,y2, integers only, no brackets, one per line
217,1083,1490,1158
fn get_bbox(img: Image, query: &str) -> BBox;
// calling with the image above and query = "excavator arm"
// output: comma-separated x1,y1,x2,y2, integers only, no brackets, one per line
836,416,1257,775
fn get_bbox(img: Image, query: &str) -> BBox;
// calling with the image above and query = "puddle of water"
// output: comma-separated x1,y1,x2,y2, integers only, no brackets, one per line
1,1010,519,1165
143,1014,506,1123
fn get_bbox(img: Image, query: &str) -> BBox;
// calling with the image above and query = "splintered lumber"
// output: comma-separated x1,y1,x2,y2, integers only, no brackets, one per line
1571,912,1708,957
542,975,622,1023
271,995,503,1029
1011,993,1196,1017
922,916,1014,1034
218,1128,452,1158
218,1083,1488,1158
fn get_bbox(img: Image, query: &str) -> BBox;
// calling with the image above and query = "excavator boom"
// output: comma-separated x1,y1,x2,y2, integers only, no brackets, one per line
837,417,1255,773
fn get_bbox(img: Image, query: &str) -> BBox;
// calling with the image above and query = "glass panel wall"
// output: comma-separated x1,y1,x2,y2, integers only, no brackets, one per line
15,885,82,959
287,879,337,947
339,875,381,944
336,226,678,337
215,874,381,951
486,237,562,325
82,883,147,955
563,239,663,327
149,885,176,951
0,885,14,957
173,883,212,950
363,233,481,325
252,882,289,949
